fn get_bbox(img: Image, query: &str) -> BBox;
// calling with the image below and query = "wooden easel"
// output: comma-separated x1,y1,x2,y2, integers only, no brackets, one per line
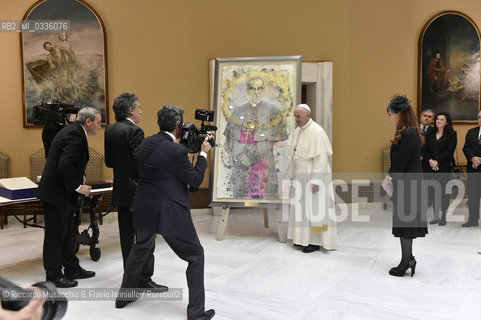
215,204,286,242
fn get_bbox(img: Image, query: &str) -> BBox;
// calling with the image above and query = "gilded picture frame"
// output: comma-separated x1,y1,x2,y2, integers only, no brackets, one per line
21,0,108,127
418,11,480,122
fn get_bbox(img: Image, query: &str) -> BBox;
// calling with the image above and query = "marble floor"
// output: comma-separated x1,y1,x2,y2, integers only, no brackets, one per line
1,204,481,320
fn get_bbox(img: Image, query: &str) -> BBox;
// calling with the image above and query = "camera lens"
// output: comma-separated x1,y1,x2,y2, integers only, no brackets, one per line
0,277,67,320
33,281,68,320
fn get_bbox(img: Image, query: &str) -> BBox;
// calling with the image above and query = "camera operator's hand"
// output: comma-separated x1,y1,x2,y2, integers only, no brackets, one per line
77,184,92,196
68,114,77,124
237,153,252,167
0,288,44,320
200,134,214,153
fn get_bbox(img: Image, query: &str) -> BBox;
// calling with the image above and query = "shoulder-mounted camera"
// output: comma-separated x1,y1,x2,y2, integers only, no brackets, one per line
180,108,217,153
32,102,80,126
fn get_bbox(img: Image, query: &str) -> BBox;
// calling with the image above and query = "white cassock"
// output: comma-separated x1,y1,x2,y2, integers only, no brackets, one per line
286,118,337,250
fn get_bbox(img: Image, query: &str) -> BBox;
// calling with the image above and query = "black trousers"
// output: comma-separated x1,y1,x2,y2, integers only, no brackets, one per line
117,206,154,283
121,229,205,318
43,202,80,280
467,173,481,222
430,172,451,218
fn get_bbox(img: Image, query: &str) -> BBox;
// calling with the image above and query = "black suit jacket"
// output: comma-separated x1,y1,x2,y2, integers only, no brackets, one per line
421,130,457,173
37,123,89,208
133,132,207,240
105,119,144,207
463,126,481,173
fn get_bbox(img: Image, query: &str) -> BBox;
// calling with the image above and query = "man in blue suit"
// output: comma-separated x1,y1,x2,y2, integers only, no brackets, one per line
116,105,215,320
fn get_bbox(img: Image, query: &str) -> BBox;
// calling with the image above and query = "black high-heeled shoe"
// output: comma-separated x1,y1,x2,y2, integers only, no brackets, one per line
389,257,416,277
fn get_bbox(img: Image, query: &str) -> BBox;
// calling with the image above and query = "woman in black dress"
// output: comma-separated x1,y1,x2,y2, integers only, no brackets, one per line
382,94,428,277
421,112,457,226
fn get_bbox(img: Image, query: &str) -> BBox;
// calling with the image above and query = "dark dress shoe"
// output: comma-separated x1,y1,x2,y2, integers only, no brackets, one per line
115,298,137,309
49,277,78,288
462,221,479,227
429,219,439,224
438,219,446,226
188,309,215,320
65,267,96,280
139,280,168,292
115,289,140,309
303,244,320,253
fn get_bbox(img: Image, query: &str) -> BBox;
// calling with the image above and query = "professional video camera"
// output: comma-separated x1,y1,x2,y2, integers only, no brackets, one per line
32,102,80,126
0,277,67,320
180,109,217,153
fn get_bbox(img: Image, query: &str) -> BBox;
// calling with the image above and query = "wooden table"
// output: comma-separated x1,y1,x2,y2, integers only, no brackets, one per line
0,187,112,261
0,196,40,229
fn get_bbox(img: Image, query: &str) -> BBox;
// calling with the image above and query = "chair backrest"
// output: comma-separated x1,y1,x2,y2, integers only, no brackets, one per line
30,149,46,182
30,147,103,183
85,147,103,183
0,152,8,178
382,145,391,174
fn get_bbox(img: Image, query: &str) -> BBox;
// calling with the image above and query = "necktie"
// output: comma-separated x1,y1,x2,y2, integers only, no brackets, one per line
422,126,426,135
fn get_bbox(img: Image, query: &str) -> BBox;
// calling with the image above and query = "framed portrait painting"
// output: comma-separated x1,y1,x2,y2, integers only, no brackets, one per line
211,56,302,206
21,0,108,127
419,11,480,122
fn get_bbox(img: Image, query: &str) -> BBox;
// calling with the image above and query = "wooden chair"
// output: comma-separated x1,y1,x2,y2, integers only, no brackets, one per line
85,147,103,184
30,147,104,183
0,152,9,228
30,147,107,224
0,152,41,229
30,148,46,183
0,152,7,179
0,149,46,228
382,146,391,210
382,145,391,174
1,148,109,230
83,147,106,225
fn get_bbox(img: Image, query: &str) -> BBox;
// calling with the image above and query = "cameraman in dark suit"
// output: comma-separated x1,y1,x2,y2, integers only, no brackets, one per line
37,107,101,288
462,110,481,227
105,93,166,291
116,105,215,320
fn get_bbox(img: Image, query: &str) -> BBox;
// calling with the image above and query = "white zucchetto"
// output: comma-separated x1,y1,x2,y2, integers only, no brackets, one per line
297,104,311,113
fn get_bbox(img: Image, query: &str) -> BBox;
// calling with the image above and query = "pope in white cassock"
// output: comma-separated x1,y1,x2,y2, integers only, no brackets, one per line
286,104,337,253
